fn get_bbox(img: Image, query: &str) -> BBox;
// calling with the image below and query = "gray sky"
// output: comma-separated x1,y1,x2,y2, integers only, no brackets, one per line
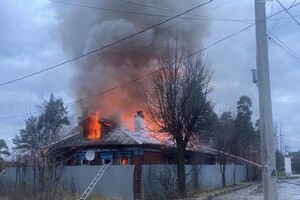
0,0,299,152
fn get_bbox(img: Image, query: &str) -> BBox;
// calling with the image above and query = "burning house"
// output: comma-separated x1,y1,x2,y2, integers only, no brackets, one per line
50,111,216,166
50,0,214,168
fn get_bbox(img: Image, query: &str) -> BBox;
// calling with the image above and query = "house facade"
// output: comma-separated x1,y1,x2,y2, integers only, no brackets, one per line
51,111,216,166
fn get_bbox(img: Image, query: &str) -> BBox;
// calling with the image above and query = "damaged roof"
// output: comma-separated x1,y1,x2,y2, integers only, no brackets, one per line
49,125,162,149
48,125,216,156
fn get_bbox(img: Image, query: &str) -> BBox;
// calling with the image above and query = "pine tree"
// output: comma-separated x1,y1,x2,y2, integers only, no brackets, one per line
234,95,254,156
0,139,10,157
12,94,70,199
13,94,69,151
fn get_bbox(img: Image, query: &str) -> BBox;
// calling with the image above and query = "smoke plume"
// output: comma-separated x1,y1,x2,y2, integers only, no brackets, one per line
54,0,210,124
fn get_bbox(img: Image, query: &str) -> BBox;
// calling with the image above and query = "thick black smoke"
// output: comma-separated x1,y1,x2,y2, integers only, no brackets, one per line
54,0,210,123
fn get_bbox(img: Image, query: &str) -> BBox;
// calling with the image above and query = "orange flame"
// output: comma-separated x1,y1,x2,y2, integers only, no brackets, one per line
82,109,168,143
86,111,101,139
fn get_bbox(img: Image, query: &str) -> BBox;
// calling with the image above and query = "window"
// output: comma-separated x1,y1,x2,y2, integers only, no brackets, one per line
75,153,85,166
118,152,131,165
120,156,129,165
100,152,113,165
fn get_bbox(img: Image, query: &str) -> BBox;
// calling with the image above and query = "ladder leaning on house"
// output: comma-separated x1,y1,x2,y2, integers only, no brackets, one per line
79,163,110,200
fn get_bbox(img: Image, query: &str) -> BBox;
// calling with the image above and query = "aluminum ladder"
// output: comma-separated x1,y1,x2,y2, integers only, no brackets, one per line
79,163,110,200
0,170,5,176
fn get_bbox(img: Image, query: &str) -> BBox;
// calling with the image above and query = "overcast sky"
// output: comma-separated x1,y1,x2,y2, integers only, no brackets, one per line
1,0,299,152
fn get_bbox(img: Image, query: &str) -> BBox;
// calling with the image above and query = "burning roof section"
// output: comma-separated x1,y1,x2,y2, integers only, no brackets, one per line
51,111,163,149
50,127,162,149
49,111,215,156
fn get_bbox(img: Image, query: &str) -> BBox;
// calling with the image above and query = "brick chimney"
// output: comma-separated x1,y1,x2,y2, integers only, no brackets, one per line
134,111,145,133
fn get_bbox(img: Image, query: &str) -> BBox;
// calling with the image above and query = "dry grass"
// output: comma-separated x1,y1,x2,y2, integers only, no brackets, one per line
0,187,113,200
0,193,112,200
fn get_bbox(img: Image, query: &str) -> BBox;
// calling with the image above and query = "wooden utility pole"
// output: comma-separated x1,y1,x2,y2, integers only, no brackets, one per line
254,0,278,199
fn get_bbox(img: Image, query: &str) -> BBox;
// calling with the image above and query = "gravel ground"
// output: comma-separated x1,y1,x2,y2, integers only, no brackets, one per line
213,178,300,200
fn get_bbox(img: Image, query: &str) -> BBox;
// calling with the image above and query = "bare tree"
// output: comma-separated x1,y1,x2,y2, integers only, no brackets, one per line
143,41,213,197
273,122,288,155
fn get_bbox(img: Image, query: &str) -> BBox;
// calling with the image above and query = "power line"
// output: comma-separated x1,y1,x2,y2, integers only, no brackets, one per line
115,0,191,14
266,1,300,66
268,0,297,33
115,0,237,18
1,1,299,88
275,0,300,26
268,33,300,64
0,0,213,88
49,0,181,18
266,0,297,70
0,23,254,120
2,3,300,119
50,0,251,23
2,25,254,119
268,12,300,22
0,0,239,100
0,111,40,120
59,24,254,106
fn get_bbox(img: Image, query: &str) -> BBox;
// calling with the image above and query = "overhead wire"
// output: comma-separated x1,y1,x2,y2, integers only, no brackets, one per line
268,33,300,64
50,0,251,23
1,2,300,120
1,1,300,88
114,0,242,22
115,0,192,14
65,24,254,105
0,0,217,119
0,24,255,120
267,1,300,65
275,0,300,26
269,14,300,21
267,0,297,33
0,0,213,88
0,0,236,120
49,0,184,18
5,0,300,166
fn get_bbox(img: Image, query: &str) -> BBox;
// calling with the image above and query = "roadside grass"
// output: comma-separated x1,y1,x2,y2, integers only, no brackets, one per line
0,187,113,200
277,170,286,177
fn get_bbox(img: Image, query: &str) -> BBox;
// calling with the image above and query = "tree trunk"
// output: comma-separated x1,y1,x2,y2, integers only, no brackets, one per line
222,163,226,187
245,163,250,181
219,155,226,187
233,162,237,185
192,164,199,190
177,142,186,197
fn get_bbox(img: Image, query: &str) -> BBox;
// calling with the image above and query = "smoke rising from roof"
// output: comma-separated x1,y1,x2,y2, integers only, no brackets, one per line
54,0,210,123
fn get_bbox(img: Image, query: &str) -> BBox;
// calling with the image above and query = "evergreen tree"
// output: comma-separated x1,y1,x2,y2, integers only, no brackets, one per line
13,93,69,151
0,139,10,157
215,111,235,186
234,95,254,156
12,94,70,198
0,139,10,172
234,95,261,180
13,116,38,152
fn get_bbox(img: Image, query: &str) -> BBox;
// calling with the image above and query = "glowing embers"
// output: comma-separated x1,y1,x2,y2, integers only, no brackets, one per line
120,157,129,165
118,152,130,165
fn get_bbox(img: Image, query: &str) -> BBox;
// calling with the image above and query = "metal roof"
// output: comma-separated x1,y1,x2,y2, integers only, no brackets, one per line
49,125,162,149
48,126,216,156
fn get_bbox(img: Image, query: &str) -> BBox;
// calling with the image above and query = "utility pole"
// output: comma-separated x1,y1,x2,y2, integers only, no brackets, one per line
254,0,278,199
